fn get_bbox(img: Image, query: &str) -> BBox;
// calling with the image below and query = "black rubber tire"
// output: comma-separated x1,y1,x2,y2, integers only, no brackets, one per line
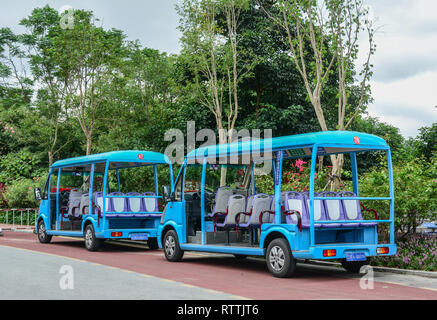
163,229,184,262
37,220,52,244
266,238,296,278
84,224,102,252
147,238,159,250
341,258,369,273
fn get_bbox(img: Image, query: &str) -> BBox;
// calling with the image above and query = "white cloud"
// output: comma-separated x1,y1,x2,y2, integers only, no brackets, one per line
358,0,437,137
368,71,437,137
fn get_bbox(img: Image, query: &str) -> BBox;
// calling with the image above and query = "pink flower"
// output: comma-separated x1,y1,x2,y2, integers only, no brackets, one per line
295,159,307,171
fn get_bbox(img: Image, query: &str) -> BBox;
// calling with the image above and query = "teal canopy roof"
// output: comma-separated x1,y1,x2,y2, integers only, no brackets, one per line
186,131,389,161
52,150,171,169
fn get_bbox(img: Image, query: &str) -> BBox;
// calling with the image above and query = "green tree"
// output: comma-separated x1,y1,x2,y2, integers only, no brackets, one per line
264,0,376,189
177,0,255,185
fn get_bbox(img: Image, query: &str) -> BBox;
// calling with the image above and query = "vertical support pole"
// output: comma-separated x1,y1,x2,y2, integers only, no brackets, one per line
274,151,283,225
386,148,395,244
46,168,52,229
116,169,120,192
309,145,318,247
56,168,61,231
201,157,207,245
153,165,159,196
350,152,359,196
272,159,276,182
88,163,95,218
169,162,174,192
251,162,255,195
102,161,110,232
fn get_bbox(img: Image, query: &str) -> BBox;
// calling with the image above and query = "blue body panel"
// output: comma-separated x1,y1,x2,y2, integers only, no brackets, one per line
52,150,171,168
36,150,173,243
159,130,397,262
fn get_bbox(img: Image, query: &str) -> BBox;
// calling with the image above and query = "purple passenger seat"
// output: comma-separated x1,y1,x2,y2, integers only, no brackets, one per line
208,186,233,218
141,192,161,217
321,191,343,227
126,192,144,217
238,194,272,228
106,192,130,217
215,194,246,229
304,192,326,228
340,191,377,227
283,192,307,229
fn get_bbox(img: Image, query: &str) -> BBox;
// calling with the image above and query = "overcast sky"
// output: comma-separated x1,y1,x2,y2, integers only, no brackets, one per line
1,0,436,138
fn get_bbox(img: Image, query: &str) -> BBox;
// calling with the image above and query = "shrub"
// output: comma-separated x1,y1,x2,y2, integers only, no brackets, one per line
3,176,46,209
371,233,437,271
0,150,45,184
359,157,437,236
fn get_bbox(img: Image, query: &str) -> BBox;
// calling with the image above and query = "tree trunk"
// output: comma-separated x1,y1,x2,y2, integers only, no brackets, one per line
86,134,92,156
48,151,54,168
330,154,344,191
218,125,227,186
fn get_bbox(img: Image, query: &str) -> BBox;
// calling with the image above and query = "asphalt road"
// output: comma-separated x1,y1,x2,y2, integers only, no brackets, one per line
1,231,436,300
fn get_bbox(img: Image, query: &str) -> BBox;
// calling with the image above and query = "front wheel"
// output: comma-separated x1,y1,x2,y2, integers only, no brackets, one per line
266,238,296,278
37,220,52,244
84,224,102,251
163,229,184,262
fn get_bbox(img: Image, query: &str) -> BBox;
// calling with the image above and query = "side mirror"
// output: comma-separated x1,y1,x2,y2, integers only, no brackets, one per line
162,185,171,203
34,187,42,201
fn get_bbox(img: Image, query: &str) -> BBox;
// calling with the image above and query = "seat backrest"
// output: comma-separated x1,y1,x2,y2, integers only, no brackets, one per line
142,192,158,212
68,191,85,216
93,191,109,214
322,191,343,221
213,186,233,215
305,192,326,222
284,192,308,225
239,195,254,224
126,192,143,213
108,192,127,213
79,194,89,217
340,191,362,220
251,194,273,225
225,194,246,225
266,196,277,224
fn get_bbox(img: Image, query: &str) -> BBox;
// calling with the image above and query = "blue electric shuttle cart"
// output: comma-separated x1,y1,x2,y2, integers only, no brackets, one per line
35,150,173,251
158,131,397,277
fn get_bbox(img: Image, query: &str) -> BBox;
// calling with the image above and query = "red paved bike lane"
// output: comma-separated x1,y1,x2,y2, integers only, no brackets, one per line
1,231,436,300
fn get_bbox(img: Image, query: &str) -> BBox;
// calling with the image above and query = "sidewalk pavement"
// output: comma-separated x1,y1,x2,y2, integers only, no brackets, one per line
0,224,34,233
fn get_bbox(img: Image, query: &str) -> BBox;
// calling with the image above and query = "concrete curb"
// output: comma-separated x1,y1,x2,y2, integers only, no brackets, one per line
1,227,35,233
305,259,437,279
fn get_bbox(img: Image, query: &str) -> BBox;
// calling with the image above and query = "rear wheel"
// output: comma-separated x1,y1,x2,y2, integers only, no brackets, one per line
84,224,102,251
147,238,159,250
37,220,52,244
266,238,296,278
341,258,369,273
163,229,184,262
